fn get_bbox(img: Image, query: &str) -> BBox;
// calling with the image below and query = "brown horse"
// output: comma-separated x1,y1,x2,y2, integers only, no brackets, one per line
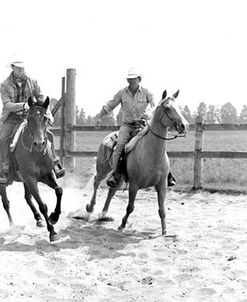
85,90,188,235
0,97,62,242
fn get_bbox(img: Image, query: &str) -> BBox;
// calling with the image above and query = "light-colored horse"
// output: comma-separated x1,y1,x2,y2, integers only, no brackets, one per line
86,90,189,235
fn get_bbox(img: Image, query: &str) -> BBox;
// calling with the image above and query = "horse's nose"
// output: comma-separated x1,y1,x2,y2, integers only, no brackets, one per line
33,139,46,150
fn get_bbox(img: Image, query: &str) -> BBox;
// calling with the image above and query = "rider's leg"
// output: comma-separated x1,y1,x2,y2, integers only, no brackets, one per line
47,130,65,178
107,125,132,187
0,121,16,184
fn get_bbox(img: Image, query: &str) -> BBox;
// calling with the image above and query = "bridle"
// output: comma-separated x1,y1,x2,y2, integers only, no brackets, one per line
147,97,185,140
21,107,48,153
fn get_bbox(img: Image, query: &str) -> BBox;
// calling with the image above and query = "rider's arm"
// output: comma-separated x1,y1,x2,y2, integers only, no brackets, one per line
0,83,26,113
99,90,122,117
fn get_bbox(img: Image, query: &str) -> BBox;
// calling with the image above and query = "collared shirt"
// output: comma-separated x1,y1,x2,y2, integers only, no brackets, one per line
0,72,53,123
103,86,154,124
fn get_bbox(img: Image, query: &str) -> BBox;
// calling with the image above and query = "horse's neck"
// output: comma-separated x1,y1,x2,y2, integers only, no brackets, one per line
142,123,168,157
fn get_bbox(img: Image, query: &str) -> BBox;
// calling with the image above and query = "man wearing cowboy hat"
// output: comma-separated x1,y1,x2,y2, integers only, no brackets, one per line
0,61,65,184
99,67,177,188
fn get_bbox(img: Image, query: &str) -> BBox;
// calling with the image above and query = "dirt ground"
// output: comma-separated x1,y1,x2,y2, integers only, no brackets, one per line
0,175,247,302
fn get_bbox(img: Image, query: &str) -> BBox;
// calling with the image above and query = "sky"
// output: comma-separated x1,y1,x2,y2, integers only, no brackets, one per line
0,0,247,117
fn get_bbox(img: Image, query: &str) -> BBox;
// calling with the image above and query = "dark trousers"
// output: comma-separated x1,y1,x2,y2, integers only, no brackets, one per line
0,115,21,172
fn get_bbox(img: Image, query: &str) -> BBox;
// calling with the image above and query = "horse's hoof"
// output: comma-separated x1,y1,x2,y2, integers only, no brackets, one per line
118,225,124,231
86,204,93,213
36,219,45,227
49,233,60,242
98,216,114,222
49,213,58,225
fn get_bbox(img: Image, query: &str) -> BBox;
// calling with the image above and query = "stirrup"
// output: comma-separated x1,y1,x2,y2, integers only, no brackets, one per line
54,165,65,179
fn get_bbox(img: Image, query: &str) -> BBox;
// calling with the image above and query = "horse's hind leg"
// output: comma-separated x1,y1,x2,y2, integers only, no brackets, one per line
0,186,13,226
119,183,138,230
23,183,44,227
86,164,110,214
99,179,123,220
42,171,63,225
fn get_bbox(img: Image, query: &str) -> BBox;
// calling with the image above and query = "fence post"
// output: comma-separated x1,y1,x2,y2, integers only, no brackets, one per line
64,68,76,170
59,76,66,165
193,115,204,189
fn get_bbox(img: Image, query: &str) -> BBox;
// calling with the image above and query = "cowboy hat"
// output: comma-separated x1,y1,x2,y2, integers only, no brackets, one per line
126,67,142,79
10,61,25,68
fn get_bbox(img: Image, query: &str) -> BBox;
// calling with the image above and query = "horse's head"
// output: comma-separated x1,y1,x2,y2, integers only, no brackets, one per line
153,90,189,136
27,97,50,152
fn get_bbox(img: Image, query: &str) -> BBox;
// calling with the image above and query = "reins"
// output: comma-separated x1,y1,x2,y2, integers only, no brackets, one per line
146,97,181,141
146,120,179,140
21,110,48,154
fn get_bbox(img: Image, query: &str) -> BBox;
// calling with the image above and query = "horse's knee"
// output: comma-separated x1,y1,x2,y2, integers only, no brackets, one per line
55,186,63,196
127,204,134,214
39,203,48,213
158,209,166,218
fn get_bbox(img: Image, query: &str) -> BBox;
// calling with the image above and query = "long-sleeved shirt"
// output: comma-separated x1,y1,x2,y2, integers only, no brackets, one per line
103,86,154,124
0,72,53,123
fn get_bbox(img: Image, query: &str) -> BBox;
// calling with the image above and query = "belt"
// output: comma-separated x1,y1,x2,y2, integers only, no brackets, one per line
124,120,146,127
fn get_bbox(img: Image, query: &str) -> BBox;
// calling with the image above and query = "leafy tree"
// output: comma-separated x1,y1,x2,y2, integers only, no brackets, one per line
196,102,207,120
86,115,95,125
76,107,87,125
181,105,194,124
239,105,247,123
205,105,220,124
220,102,238,123
100,111,116,126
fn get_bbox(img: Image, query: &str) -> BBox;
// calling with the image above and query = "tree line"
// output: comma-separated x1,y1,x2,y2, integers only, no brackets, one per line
50,99,247,126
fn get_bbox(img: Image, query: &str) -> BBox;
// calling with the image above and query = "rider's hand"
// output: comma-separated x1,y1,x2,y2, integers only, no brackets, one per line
23,102,30,111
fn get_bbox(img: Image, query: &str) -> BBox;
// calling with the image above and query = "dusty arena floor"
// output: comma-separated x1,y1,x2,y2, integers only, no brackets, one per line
0,178,247,302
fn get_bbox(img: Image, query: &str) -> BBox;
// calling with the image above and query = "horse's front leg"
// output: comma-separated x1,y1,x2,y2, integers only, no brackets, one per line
0,185,13,226
23,176,59,242
23,183,44,227
155,181,167,235
42,171,63,225
118,183,138,230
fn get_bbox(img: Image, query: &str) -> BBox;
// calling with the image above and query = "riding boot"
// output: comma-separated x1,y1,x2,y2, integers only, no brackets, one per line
107,169,122,187
107,157,122,188
47,131,65,179
53,156,65,179
167,171,176,187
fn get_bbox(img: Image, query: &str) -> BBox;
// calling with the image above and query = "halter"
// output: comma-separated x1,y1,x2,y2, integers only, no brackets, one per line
147,97,182,140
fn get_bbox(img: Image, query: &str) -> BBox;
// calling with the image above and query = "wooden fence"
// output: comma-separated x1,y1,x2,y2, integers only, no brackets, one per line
51,69,247,190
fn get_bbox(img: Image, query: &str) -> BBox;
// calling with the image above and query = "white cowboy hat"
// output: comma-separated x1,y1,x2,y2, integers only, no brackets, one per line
10,61,25,68
126,67,142,79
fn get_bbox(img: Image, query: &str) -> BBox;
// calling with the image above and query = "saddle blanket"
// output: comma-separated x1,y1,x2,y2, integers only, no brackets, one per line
102,131,119,149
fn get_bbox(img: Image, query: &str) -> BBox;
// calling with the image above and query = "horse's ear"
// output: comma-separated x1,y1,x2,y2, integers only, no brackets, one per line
43,97,50,108
28,97,34,107
173,90,179,98
162,90,167,99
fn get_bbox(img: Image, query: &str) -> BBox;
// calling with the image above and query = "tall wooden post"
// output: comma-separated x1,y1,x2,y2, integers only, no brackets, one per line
59,76,66,165
193,115,204,189
64,68,76,170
